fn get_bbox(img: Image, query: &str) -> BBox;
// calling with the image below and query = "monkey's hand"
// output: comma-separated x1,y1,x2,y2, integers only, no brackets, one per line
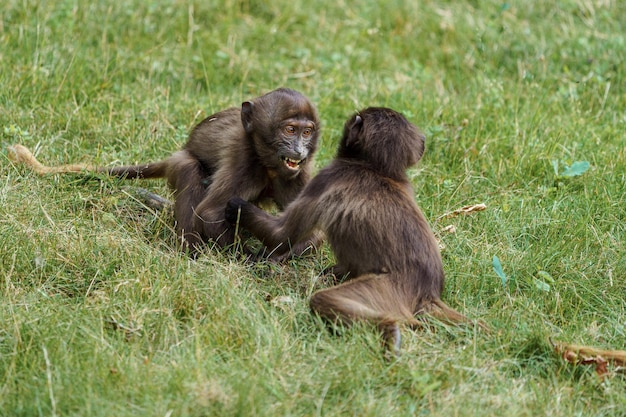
225,197,248,225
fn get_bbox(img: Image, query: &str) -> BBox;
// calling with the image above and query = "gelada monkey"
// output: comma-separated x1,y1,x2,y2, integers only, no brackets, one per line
9,88,321,255
226,107,485,355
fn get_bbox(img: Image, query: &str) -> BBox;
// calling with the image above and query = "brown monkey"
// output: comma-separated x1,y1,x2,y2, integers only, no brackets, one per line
9,88,321,255
225,107,485,355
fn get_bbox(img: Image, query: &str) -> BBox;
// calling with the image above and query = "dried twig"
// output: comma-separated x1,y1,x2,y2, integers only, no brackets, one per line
436,203,487,221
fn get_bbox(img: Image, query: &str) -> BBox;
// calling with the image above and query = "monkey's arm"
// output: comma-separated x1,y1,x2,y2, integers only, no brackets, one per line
225,195,321,255
191,159,268,248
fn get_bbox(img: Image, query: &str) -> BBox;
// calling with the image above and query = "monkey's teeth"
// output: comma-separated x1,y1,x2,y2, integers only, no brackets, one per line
282,157,302,169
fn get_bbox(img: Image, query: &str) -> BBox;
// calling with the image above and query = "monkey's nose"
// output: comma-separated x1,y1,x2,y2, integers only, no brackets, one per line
290,150,307,162
292,140,308,159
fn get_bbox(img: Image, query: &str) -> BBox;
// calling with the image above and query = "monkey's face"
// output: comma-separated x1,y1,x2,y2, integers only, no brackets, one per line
250,117,319,178
241,88,320,179
273,118,318,174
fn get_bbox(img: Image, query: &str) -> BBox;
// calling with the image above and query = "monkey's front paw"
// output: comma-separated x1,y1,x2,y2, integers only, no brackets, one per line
225,197,248,224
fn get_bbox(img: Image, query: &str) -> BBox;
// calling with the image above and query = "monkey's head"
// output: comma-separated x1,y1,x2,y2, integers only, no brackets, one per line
241,88,320,179
338,107,425,178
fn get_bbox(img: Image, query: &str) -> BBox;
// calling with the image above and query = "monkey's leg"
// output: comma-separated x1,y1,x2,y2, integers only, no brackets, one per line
165,151,212,251
321,264,350,281
309,274,413,356
421,299,490,331
193,196,236,250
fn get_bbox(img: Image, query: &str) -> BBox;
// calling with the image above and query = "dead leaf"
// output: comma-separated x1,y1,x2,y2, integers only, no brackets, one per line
552,339,626,378
594,357,608,377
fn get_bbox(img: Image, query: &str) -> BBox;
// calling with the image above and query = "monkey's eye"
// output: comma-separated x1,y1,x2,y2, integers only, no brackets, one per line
283,125,296,135
302,127,313,138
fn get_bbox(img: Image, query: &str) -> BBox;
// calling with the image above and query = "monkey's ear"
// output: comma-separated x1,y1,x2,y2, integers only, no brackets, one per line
241,101,255,133
346,115,363,147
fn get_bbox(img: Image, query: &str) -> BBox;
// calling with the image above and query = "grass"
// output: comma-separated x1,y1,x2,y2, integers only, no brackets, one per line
1,0,625,415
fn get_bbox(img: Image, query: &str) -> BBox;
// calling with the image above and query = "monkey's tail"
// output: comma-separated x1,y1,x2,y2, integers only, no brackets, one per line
8,144,91,175
411,298,490,331
105,162,168,179
8,144,168,179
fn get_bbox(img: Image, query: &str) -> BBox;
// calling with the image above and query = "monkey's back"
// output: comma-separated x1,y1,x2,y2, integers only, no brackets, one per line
314,160,444,293
184,107,246,172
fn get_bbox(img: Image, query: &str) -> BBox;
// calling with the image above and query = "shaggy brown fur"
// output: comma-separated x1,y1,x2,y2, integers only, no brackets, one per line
9,88,321,255
226,107,485,355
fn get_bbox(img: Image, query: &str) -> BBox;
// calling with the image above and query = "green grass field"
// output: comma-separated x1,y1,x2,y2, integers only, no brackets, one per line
1,0,625,415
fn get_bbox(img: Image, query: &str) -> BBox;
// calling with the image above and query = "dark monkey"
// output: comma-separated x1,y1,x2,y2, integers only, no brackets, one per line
9,88,321,255
226,107,485,355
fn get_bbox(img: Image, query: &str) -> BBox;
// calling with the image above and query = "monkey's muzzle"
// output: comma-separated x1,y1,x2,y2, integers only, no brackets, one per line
281,156,304,170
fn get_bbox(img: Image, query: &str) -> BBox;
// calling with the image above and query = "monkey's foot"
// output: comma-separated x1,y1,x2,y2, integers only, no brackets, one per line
123,186,172,211
380,322,401,359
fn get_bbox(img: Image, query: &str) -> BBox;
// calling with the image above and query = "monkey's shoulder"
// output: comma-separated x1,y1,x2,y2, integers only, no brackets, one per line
301,163,356,197
324,161,410,190
187,107,243,144
316,159,371,179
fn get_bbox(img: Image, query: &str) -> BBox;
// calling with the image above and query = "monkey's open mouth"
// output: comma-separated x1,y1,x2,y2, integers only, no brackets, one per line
282,156,304,170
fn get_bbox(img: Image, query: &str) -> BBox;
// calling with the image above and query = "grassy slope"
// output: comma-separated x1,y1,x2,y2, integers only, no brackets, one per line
1,0,625,415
